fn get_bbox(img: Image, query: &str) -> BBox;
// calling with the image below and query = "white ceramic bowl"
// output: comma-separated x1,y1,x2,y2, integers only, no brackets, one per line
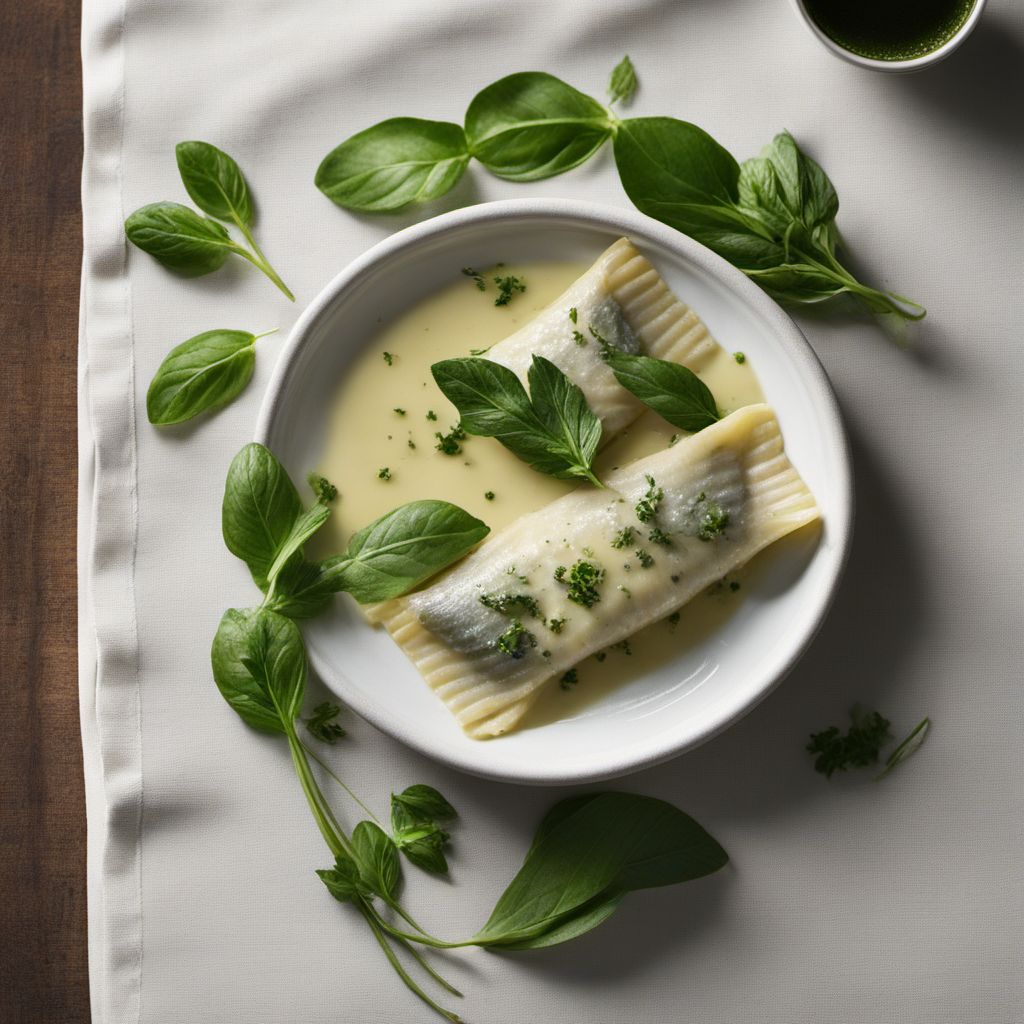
256,199,852,785
788,0,987,73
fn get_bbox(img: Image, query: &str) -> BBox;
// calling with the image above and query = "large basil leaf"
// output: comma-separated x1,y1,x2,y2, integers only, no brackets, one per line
175,140,253,228
315,118,470,212
473,791,728,948
351,821,401,900
604,351,720,433
465,72,613,181
431,356,602,484
319,500,489,603
146,329,259,426
124,201,239,276
211,608,306,732
222,443,302,591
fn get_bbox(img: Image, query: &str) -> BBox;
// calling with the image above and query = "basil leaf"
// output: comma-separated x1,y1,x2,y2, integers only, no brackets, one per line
604,352,720,433
263,558,336,619
125,201,240,276
608,55,637,105
175,140,253,228
315,118,470,212
391,785,457,832
431,356,603,485
264,502,332,588
317,852,364,904
473,791,728,948
146,329,261,425
737,158,794,240
743,264,845,305
211,608,306,732
465,72,613,181
395,827,450,875
351,821,401,900
319,500,489,603
497,890,625,950
222,443,302,591
760,131,838,230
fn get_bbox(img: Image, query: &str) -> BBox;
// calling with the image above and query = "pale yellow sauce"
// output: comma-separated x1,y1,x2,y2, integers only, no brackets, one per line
316,260,768,729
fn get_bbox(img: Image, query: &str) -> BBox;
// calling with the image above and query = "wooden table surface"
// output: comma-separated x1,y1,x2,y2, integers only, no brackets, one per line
1,1,89,1021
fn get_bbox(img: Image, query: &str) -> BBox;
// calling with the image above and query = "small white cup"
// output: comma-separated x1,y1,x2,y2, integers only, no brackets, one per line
789,0,987,72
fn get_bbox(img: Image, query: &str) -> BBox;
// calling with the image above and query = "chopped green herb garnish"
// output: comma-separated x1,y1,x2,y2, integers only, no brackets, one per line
729,580,740,592
611,639,633,656
547,617,566,634
595,651,607,663
648,527,672,547
611,526,636,549
462,266,486,291
572,330,587,346
554,559,605,608
733,351,746,364
393,407,406,416
635,549,654,569
693,493,729,541
807,707,891,778
426,410,438,421
407,439,416,449
480,592,542,619
496,619,536,659
668,434,680,447
305,701,346,744
588,323,611,353
568,306,578,324
469,345,493,356
635,474,663,523
618,585,632,598
484,490,495,501
494,274,526,307
307,473,338,504
377,467,391,480
666,611,680,629
382,351,394,365
434,423,466,455
560,668,579,690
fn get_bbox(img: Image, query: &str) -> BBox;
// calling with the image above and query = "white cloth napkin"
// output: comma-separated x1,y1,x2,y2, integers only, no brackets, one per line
80,1,1024,1021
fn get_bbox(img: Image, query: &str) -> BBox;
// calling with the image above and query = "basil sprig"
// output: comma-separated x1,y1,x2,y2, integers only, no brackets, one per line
212,440,728,1019
126,141,294,300
604,351,721,433
432,355,604,487
146,328,275,425
316,59,923,323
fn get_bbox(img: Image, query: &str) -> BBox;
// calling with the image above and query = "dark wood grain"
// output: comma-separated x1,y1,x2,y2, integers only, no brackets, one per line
0,0,88,1021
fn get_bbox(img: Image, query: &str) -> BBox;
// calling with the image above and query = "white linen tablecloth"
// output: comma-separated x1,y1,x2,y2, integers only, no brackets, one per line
79,2,1024,1021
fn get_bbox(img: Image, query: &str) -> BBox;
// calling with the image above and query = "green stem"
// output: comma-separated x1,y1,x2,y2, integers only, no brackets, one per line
359,904,462,1022
300,739,381,824
374,914,469,950
286,727,351,859
236,223,295,302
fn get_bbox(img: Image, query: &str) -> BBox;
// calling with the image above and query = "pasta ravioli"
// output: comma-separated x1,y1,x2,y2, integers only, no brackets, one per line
486,237,722,440
370,405,819,738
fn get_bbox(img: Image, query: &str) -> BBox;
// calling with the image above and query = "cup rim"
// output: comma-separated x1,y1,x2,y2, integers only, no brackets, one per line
789,0,987,72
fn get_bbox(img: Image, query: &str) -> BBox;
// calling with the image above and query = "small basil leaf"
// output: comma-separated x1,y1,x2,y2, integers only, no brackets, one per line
607,55,637,105
760,131,838,230
473,791,728,948
526,355,602,477
124,201,239,276
317,852,364,903
305,701,346,745
351,821,401,900
737,158,794,240
146,329,259,426
465,72,613,182
222,443,302,591
391,785,457,832
604,352,720,433
315,118,470,212
395,825,451,875
319,500,489,604
265,502,333,588
175,140,253,228
211,608,306,732
431,357,602,484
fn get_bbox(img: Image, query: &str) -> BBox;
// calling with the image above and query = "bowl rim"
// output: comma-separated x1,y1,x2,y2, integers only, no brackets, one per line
787,0,987,73
255,197,854,785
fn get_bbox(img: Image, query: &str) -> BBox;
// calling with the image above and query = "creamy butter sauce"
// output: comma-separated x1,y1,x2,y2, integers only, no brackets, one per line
315,259,770,728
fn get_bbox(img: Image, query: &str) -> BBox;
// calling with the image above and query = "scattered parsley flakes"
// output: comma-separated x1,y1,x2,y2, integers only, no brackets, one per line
479,592,542,619
733,351,746,364
568,306,578,324
666,611,680,629
618,584,632,598
692,492,729,541
635,475,663,524
462,266,486,291
560,668,579,691
382,351,394,366
484,490,495,501
807,708,892,778
572,330,587,346
407,439,416,450
426,410,438,422
377,467,391,480
434,423,466,455
305,702,346,744
611,639,633,656
307,473,338,504
494,274,526,307
595,652,607,662
547,617,567,634
635,548,654,569
496,620,536,659
554,559,605,608
648,527,672,547
393,407,406,416
730,580,740,592
611,526,636,549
